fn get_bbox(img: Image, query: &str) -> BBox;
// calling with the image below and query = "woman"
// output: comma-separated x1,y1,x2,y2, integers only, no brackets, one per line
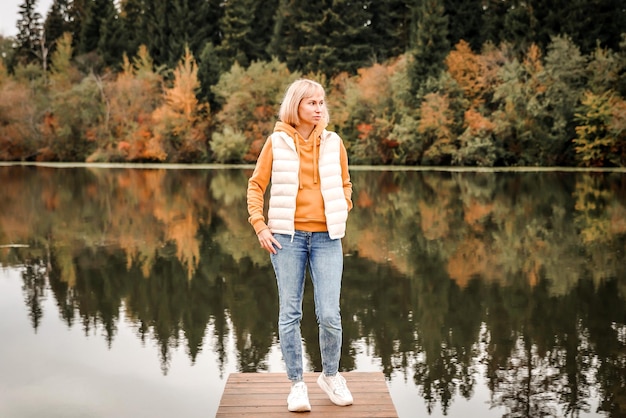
247,79,353,412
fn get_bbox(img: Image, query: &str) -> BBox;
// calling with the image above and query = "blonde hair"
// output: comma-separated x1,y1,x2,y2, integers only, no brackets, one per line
279,79,329,126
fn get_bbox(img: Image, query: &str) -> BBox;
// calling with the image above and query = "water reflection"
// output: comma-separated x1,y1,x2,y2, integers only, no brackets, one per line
0,165,625,417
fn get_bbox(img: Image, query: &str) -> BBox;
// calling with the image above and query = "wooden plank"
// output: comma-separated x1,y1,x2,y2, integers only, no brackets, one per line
216,372,398,417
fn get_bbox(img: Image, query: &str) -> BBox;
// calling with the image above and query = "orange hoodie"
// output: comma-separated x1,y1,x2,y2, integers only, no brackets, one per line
247,121,352,235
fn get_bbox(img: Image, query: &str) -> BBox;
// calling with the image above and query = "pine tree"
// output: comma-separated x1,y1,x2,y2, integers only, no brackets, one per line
215,0,277,70
67,0,89,51
97,0,124,66
14,0,44,65
119,0,145,57
408,0,450,97
479,0,509,47
270,0,373,77
444,0,485,51
369,0,411,62
142,0,172,66
79,0,113,55
305,0,374,76
169,0,216,65
43,0,72,55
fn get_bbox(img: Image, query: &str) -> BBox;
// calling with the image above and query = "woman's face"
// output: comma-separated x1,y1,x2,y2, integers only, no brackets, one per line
298,92,325,127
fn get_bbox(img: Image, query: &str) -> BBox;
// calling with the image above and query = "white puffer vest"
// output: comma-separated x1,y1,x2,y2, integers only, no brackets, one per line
268,130,348,239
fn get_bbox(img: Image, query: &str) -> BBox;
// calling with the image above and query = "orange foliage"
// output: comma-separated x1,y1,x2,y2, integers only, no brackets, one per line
464,109,495,135
419,92,452,140
356,63,392,107
126,125,167,161
445,40,487,107
522,43,546,94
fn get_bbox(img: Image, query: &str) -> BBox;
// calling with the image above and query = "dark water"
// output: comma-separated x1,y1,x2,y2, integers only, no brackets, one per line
1,164,625,418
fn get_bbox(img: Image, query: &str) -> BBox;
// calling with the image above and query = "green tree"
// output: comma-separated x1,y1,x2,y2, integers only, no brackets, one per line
170,0,218,65
197,42,223,110
215,0,262,69
369,1,411,62
408,0,450,98
270,0,373,78
444,0,484,51
97,0,124,66
43,0,72,56
118,0,144,57
301,0,374,77
79,0,113,55
14,0,44,66
541,35,588,165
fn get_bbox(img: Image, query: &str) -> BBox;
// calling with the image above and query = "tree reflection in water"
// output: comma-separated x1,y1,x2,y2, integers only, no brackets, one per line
0,165,625,417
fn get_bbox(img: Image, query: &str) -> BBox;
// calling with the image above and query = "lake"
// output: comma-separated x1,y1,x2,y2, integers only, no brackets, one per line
1,164,625,418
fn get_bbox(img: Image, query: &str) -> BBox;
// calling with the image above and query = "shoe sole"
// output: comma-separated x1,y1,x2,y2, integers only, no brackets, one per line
317,375,353,406
288,404,312,412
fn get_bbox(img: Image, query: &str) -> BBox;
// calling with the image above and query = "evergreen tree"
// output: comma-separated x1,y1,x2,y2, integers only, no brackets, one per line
170,0,218,64
409,0,450,97
479,0,509,47
44,0,72,56
97,0,124,66
14,0,44,65
305,0,374,76
67,0,89,51
79,0,114,55
270,0,373,77
142,0,172,66
444,0,484,51
197,42,222,109
369,0,411,62
119,0,145,57
215,0,259,68
555,0,626,54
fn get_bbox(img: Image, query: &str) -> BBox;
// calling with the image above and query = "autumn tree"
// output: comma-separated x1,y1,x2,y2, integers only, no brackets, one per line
151,46,209,163
573,91,626,167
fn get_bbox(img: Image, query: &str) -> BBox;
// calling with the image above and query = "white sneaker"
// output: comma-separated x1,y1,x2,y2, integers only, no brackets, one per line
317,372,353,406
287,381,311,412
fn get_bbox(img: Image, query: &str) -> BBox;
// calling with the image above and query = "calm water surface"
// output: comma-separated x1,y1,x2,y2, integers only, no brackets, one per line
1,164,625,418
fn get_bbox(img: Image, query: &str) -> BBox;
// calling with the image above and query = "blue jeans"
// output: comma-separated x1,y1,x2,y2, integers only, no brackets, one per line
270,231,343,382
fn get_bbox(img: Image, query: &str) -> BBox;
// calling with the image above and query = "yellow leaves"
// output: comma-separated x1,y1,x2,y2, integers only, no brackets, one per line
164,47,200,119
445,40,486,107
574,90,626,167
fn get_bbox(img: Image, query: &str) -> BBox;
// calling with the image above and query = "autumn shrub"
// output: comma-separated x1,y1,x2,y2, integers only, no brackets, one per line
89,47,165,162
0,77,40,160
46,75,103,161
211,126,248,163
212,58,297,161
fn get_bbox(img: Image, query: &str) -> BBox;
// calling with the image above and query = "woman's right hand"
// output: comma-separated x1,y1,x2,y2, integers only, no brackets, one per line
257,229,281,254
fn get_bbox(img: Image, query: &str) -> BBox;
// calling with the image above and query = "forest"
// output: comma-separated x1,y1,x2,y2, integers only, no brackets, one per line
1,0,625,166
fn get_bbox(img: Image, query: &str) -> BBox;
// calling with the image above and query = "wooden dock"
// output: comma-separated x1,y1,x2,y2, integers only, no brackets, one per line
216,372,398,417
